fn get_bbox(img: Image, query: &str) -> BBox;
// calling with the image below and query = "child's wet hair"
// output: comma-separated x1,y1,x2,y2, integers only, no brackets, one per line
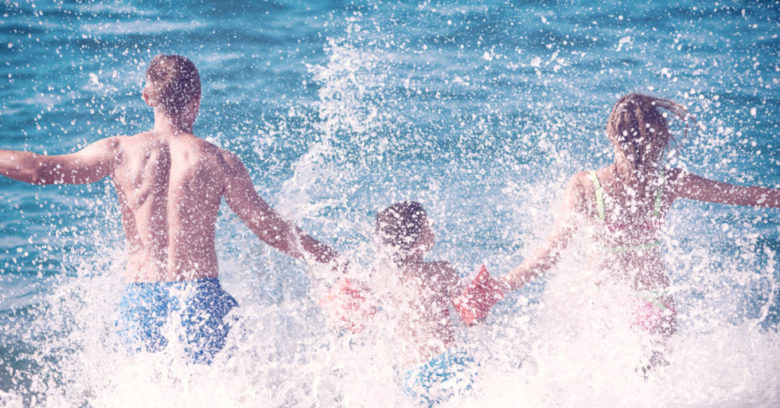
606,93,693,171
145,54,201,117
375,201,427,260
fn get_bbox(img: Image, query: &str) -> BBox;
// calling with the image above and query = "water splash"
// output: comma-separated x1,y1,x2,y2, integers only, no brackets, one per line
0,1,778,406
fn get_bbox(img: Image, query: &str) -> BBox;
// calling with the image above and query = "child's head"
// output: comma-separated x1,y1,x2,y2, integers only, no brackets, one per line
606,93,692,172
144,54,201,118
375,201,433,263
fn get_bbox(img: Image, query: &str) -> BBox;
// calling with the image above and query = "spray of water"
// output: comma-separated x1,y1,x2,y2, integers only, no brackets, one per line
1,2,778,407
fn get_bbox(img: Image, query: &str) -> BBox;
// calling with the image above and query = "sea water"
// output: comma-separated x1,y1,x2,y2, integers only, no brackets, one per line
0,1,778,406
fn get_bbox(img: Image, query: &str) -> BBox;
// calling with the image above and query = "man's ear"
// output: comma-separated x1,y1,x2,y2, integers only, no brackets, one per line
142,86,155,107
182,93,201,119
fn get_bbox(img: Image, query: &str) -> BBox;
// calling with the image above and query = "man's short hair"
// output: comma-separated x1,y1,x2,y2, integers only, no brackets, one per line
145,54,201,116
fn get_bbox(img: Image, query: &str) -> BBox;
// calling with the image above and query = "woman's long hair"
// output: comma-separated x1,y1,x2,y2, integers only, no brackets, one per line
606,93,694,178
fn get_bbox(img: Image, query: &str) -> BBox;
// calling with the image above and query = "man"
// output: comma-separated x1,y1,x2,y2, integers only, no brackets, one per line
0,54,337,363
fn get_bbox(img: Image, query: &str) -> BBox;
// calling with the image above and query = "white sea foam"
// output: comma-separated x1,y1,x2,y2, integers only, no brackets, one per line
5,232,777,408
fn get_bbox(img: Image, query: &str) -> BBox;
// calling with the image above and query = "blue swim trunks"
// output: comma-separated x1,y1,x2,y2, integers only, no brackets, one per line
116,278,238,364
402,349,477,407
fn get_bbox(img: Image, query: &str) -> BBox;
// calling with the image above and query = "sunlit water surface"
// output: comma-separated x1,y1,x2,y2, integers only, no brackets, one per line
0,1,778,407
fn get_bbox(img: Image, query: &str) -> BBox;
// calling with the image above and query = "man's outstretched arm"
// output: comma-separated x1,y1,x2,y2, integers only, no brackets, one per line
221,151,337,264
0,138,118,185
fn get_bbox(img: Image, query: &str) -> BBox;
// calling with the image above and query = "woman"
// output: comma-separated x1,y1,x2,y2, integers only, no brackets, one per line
457,93,780,348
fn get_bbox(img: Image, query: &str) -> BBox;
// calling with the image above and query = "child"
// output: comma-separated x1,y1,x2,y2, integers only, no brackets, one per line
456,93,780,364
326,201,476,406
0,54,338,364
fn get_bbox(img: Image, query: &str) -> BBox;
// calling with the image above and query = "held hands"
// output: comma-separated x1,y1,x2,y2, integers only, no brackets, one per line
320,261,510,330
452,264,509,326
328,256,351,276
319,260,376,332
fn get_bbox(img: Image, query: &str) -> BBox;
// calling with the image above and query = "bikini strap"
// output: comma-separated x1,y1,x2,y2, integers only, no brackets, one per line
588,170,606,221
652,168,665,218
610,239,662,254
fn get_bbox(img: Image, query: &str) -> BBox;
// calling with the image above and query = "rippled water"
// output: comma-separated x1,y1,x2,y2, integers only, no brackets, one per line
0,1,778,406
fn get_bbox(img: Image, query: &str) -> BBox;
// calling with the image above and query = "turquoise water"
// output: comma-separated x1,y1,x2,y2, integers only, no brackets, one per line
1,1,778,406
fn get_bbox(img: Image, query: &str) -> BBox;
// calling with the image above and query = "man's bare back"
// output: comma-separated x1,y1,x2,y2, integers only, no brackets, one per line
112,130,231,282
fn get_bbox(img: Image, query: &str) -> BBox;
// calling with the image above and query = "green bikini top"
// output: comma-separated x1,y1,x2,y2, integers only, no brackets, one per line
587,169,665,254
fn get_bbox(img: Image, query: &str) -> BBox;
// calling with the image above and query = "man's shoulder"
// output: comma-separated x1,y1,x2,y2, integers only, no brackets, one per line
191,139,246,175
88,134,133,153
122,130,154,140
197,140,236,162
112,131,153,148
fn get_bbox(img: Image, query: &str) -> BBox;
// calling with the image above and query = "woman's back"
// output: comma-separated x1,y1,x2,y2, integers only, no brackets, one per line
574,165,679,290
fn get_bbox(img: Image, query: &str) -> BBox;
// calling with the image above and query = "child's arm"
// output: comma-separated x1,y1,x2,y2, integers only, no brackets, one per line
220,150,338,264
453,264,509,325
0,138,118,185
673,170,780,208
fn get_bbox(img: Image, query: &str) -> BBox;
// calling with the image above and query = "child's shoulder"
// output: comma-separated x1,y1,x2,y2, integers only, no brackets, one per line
421,260,458,281
425,260,454,270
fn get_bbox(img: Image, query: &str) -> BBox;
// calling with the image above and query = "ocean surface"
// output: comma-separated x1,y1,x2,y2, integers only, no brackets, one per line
0,0,778,406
